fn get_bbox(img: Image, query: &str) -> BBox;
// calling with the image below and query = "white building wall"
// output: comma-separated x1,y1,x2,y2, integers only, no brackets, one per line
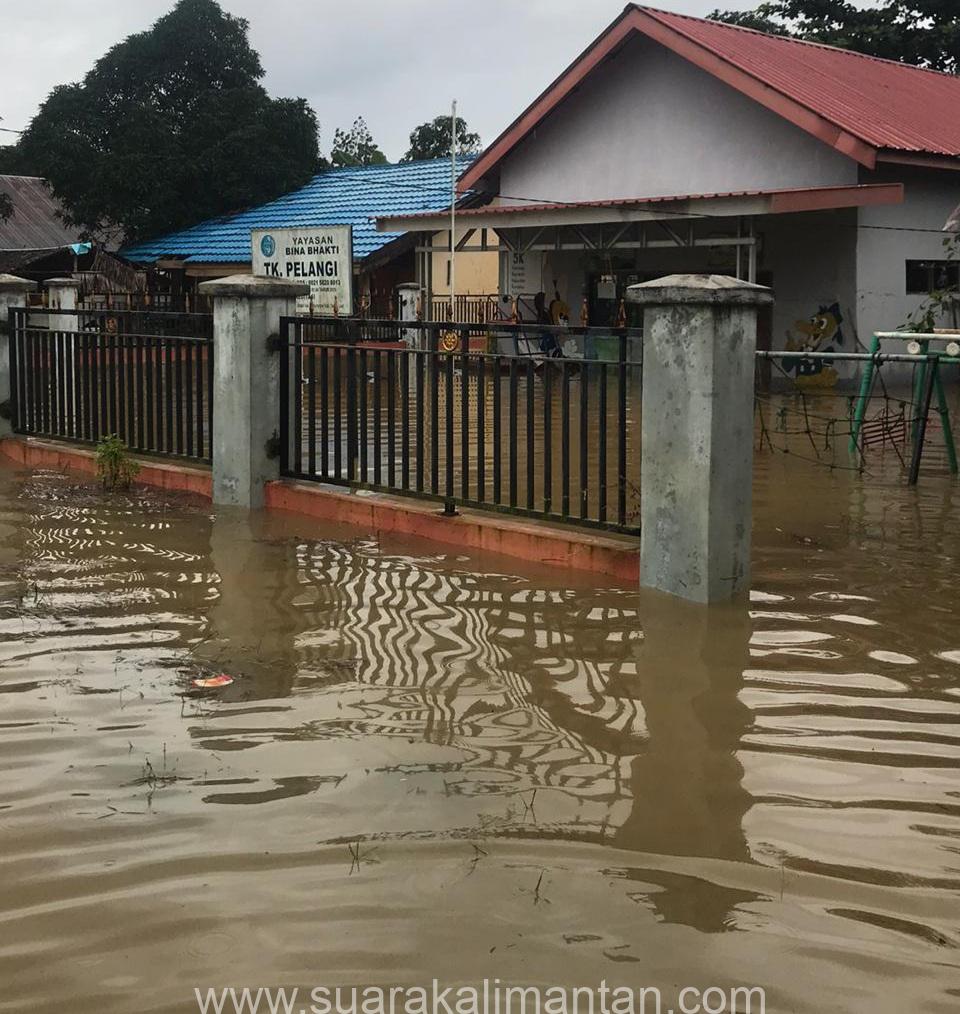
498,34,857,204
856,168,960,344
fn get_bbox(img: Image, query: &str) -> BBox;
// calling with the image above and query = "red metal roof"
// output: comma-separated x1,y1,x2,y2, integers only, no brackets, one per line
459,5,960,191
644,6,960,156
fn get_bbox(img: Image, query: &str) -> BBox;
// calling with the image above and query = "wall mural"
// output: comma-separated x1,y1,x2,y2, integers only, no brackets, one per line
783,302,844,388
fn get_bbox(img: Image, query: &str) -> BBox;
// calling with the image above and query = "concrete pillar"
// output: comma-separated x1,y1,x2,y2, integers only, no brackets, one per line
0,274,36,435
197,274,309,509
626,274,772,604
396,281,421,347
43,276,80,332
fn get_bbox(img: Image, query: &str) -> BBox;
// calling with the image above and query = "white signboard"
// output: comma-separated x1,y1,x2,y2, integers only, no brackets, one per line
504,250,541,297
251,226,353,315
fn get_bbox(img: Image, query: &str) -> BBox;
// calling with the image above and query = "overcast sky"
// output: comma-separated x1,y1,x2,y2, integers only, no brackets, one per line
0,0,780,161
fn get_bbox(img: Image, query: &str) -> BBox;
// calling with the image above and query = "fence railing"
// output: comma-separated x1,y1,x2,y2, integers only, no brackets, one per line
77,291,214,315
8,307,214,463
277,317,643,534
429,294,501,324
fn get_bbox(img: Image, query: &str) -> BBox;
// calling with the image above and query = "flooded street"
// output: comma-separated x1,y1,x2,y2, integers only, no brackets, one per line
1,452,959,1013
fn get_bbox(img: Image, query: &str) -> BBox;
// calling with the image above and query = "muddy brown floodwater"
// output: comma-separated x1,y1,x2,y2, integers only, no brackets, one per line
0,448,959,1014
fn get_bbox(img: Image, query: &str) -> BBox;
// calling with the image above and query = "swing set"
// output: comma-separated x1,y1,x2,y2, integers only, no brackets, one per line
849,332,960,484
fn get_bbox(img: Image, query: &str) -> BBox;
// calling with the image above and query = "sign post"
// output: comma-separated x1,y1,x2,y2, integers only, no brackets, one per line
251,226,353,316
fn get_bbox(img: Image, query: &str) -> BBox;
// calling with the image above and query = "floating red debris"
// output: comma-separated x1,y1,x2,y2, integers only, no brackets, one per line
191,674,234,688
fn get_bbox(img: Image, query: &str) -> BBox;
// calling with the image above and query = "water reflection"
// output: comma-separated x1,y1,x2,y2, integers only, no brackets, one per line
1,460,959,1011
613,596,752,864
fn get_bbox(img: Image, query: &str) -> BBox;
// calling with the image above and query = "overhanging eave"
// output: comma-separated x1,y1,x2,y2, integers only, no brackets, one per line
377,184,904,234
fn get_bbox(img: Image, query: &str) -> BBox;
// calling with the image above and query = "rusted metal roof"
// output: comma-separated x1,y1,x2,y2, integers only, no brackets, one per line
390,184,900,218
460,5,960,192
377,183,904,231
0,175,80,251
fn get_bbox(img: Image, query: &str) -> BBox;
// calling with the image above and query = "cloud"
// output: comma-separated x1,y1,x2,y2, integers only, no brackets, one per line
1,0,760,160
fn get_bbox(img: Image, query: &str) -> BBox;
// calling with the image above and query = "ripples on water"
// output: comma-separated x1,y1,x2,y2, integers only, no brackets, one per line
0,457,958,1013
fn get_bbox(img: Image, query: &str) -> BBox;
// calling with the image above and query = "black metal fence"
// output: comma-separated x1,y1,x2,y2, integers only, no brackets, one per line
278,317,643,534
8,307,214,463
77,291,214,315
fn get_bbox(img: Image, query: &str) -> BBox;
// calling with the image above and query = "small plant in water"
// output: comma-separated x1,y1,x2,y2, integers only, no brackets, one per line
95,434,139,489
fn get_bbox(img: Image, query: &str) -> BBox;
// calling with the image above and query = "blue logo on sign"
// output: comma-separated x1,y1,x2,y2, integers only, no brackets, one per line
260,234,276,257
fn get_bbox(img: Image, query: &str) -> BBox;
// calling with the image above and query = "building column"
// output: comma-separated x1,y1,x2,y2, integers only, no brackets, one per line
197,274,308,509
43,276,81,332
0,274,37,436
627,274,772,604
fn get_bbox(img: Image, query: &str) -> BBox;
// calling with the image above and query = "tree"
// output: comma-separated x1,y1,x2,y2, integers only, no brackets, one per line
710,1,960,72
16,0,320,244
402,115,482,162
0,144,24,175
329,117,388,168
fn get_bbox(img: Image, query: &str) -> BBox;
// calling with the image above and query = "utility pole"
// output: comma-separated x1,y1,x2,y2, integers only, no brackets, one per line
450,99,457,323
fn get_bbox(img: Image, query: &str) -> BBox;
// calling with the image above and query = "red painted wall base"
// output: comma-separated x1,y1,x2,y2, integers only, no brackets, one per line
264,481,639,582
0,436,639,581
0,436,213,498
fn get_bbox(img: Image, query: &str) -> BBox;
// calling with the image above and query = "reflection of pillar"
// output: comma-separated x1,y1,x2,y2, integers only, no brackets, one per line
204,508,302,698
614,592,752,864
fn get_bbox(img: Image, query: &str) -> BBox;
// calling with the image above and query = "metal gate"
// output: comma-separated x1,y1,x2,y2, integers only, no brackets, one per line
277,317,643,534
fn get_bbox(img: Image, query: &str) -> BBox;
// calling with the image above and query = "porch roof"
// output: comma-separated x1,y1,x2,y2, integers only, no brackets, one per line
376,183,903,233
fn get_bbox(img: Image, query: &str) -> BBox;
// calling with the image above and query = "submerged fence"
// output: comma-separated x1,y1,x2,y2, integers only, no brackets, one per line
7,295,959,525
8,307,214,463
278,317,643,534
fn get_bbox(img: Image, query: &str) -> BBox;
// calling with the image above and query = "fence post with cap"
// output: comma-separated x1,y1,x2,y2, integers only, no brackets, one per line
198,274,308,508
627,273,773,604
43,277,80,333
0,274,36,436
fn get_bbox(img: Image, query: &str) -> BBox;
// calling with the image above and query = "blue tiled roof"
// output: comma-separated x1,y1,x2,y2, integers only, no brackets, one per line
121,158,470,264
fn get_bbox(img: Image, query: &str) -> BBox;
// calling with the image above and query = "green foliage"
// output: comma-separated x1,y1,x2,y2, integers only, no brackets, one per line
708,8,788,34
0,134,28,174
95,435,140,489
330,117,388,168
402,115,482,162
0,123,23,222
710,1,960,72
16,0,320,244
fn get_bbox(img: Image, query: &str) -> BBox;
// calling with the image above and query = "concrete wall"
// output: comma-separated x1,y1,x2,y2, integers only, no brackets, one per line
498,34,856,204
758,209,859,382
430,230,499,296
